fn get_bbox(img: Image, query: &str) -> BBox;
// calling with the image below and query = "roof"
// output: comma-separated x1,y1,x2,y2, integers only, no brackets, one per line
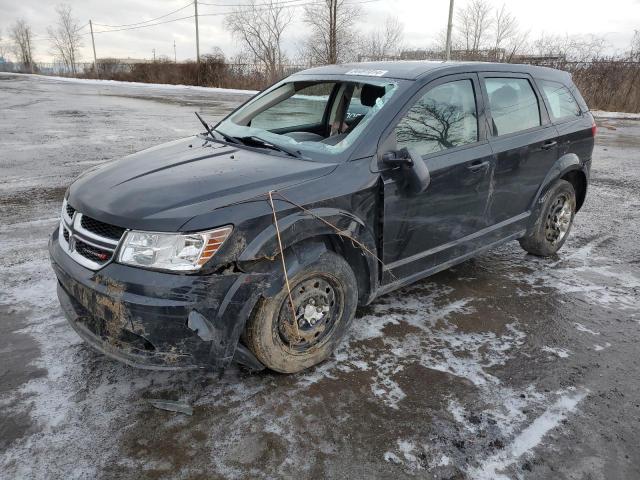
296,60,568,81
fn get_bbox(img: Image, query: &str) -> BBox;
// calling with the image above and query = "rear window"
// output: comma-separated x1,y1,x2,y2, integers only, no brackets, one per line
484,78,541,136
538,79,582,121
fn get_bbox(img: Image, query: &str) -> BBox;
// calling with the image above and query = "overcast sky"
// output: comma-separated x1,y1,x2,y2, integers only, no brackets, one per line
1,0,638,63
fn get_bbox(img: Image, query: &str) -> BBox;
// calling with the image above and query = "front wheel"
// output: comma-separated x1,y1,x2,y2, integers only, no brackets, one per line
244,250,358,373
519,179,576,257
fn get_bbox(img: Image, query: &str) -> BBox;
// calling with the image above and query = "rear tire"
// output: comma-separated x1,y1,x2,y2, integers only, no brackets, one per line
519,179,576,257
244,250,358,373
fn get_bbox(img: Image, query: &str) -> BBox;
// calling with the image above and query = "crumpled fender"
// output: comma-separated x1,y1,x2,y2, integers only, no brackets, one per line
237,207,379,302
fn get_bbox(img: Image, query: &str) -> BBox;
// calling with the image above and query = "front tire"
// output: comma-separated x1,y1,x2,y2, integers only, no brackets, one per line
519,179,576,257
244,250,358,373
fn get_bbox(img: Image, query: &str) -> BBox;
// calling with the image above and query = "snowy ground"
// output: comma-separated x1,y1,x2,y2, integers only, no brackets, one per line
1,73,640,480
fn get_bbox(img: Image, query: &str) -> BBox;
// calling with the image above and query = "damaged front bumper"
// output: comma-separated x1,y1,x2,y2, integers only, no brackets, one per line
49,227,265,371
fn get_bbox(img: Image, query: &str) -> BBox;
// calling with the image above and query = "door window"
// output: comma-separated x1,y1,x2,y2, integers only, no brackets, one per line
394,79,478,156
538,79,581,121
251,82,335,130
484,78,541,136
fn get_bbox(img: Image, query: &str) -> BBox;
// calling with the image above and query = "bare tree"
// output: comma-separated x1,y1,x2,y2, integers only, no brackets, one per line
359,16,404,61
531,33,607,62
502,29,529,62
225,0,292,81
430,27,462,55
629,30,640,61
47,4,83,74
492,5,516,56
456,0,493,53
0,28,9,61
10,19,35,71
302,0,361,64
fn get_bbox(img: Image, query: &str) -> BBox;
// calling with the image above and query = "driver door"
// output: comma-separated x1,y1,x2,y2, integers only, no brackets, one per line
380,74,495,284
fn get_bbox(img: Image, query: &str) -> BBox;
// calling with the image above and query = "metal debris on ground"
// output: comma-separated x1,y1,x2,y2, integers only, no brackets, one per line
148,399,194,416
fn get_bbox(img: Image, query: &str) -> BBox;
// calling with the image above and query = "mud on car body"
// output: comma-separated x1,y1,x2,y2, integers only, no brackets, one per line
49,61,595,373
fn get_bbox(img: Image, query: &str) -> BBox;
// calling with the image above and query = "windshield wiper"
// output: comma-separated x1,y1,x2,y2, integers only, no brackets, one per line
194,112,242,145
241,135,303,159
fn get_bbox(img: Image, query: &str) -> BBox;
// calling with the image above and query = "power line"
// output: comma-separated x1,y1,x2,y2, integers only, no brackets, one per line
75,22,90,33
88,15,196,34
198,0,380,15
87,2,313,34
199,0,309,6
92,1,194,28
84,0,380,35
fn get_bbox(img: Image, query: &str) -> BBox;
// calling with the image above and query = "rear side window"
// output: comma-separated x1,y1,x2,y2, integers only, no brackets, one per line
538,79,581,121
484,78,541,136
394,79,478,156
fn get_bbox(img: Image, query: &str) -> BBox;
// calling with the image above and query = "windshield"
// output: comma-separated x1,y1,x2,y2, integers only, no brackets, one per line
216,79,398,160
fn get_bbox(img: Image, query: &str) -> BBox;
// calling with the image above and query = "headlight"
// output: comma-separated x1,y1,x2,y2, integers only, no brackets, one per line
117,226,232,272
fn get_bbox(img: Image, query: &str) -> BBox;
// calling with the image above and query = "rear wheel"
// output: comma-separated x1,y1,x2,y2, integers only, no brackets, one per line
519,179,576,257
244,250,358,373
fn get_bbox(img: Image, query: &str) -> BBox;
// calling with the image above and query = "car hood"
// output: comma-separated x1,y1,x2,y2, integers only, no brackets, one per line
68,136,337,231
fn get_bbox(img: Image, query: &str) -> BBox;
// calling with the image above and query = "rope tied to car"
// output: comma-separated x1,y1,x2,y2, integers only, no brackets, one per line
267,190,302,342
266,189,398,346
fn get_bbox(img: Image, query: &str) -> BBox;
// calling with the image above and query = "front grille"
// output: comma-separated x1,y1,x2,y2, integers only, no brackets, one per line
75,238,112,264
81,215,126,241
60,203,124,270
66,204,76,218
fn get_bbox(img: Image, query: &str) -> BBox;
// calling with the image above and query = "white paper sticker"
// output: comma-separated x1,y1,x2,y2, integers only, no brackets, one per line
345,69,388,77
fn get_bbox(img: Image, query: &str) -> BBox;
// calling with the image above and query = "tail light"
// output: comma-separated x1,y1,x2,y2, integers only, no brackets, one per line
589,113,597,137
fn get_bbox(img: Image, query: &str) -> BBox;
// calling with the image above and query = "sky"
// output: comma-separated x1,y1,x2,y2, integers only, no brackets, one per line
0,0,638,63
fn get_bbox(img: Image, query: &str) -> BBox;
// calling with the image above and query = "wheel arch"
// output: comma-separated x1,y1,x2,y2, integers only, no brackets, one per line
560,169,587,212
237,208,379,305
533,153,587,211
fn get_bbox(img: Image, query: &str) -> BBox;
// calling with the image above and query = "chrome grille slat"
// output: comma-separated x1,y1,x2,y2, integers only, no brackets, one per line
60,199,126,271
65,203,75,219
80,215,125,241
73,214,120,247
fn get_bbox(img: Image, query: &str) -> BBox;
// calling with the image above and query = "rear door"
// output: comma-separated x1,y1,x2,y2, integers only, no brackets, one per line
479,73,559,225
380,73,495,283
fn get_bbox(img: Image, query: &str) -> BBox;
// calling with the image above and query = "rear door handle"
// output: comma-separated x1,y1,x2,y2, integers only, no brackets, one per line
541,140,558,150
467,160,490,172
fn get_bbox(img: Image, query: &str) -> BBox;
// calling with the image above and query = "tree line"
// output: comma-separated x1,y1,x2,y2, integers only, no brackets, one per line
1,0,640,111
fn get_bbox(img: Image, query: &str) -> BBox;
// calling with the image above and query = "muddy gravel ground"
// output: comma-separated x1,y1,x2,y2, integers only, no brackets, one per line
1,73,639,480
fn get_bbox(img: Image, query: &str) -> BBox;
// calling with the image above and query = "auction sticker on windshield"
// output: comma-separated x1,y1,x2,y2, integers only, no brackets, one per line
345,69,388,77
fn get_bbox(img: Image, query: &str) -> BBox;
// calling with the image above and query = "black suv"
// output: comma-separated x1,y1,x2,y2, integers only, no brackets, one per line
49,61,595,373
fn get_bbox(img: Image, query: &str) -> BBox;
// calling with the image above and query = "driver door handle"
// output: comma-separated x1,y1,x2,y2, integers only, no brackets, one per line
467,160,490,172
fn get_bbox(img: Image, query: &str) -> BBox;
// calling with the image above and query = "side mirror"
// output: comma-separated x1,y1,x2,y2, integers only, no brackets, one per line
382,147,430,194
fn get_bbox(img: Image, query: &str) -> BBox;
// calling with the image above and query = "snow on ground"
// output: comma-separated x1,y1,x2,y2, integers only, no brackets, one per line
592,110,640,119
2,72,640,121
0,72,257,95
2,72,640,480
468,389,588,480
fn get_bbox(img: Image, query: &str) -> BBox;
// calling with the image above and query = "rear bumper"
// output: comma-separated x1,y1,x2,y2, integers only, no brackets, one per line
49,226,265,371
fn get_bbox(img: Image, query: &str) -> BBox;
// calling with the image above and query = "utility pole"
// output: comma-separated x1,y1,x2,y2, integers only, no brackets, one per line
194,0,200,64
89,20,99,78
152,48,156,62
445,0,454,61
173,40,177,63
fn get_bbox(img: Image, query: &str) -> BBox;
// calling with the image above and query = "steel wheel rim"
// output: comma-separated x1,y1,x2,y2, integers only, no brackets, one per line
544,193,572,245
277,275,343,352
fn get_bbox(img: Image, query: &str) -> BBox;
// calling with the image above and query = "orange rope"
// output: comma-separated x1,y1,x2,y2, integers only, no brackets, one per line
267,190,301,342
273,191,397,282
